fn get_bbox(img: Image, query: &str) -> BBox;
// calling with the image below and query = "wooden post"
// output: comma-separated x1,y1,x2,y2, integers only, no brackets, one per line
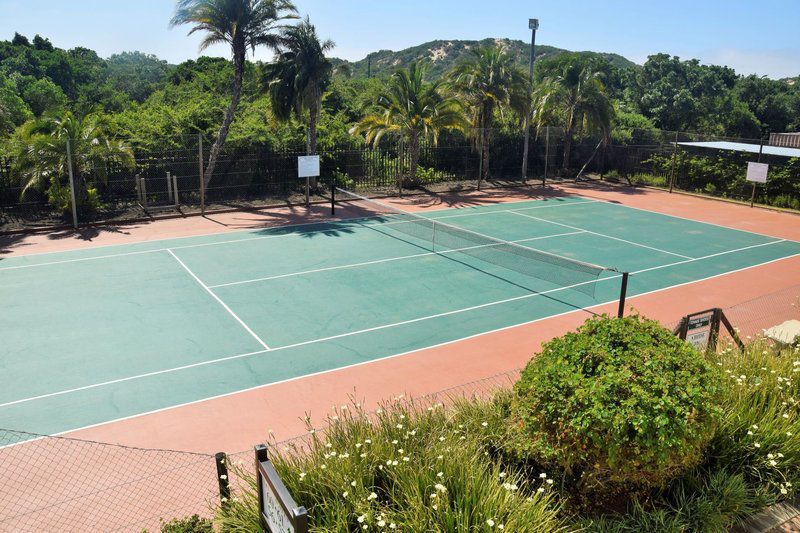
215,452,230,506
65,138,79,228
167,171,173,203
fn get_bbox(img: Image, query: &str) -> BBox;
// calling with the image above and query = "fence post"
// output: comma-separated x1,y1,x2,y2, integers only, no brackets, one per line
198,133,205,215
167,171,173,203
215,452,231,506
65,138,79,228
543,126,549,187
668,131,678,193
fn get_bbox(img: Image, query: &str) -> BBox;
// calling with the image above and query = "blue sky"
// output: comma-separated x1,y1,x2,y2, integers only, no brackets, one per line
1,0,798,78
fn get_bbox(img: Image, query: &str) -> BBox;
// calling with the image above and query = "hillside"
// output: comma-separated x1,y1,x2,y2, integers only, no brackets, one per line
332,38,639,79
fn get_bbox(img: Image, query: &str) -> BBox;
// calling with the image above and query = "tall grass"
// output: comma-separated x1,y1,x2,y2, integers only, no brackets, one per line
217,397,566,532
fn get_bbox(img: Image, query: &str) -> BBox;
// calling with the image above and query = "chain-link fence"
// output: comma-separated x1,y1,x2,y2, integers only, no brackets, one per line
603,129,800,210
2,283,798,532
2,125,799,233
0,429,219,532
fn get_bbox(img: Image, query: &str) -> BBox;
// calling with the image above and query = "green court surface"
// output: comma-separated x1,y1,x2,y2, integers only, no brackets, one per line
1,195,799,439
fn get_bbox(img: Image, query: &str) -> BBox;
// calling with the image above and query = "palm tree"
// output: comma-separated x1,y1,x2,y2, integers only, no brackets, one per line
350,62,467,187
170,0,298,185
530,60,615,170
448,46,528,186
12,112,135,212
263,16,334,156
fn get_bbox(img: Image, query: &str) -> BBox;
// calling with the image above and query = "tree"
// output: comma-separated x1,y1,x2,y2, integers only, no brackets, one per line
170,0,298,185
0,78,32,134
448,46,528,183
350,62,466,186
263,17,334,157
11,33,30,47
531,55,615,170
22,78,68,116
11,112,135,214
628,54,737,132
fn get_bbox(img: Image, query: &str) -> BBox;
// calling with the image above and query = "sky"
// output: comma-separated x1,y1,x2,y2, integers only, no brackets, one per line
0,0,798,79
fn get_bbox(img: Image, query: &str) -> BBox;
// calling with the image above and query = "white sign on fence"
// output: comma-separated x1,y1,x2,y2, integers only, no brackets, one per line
746,162,769,183
298,155,320,178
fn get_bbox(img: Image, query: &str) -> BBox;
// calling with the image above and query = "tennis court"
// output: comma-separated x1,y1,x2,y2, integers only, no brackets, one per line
2,192,799,440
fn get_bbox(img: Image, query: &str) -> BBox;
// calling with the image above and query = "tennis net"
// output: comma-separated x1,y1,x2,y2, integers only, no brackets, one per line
334,189,614,297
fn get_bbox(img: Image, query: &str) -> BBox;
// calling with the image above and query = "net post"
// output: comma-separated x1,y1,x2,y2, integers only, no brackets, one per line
617,271,629,318
330,182,336,216
215,452,231,506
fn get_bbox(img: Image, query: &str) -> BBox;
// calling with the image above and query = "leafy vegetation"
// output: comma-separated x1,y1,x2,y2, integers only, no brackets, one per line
448,46,529,181
350,62,466,185
506,315,722,505
206,318,800,532
169,0,299,183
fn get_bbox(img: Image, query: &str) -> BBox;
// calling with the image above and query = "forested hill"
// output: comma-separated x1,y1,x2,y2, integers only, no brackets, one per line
331,38,638,80
0,31,798,146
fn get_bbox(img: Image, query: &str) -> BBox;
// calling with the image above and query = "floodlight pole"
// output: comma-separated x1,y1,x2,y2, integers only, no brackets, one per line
521,18,539,183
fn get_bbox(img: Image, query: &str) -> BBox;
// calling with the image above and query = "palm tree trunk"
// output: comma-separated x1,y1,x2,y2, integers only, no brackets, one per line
203,46,245,186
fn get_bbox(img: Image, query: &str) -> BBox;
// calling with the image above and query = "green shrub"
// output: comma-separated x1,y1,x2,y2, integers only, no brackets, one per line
629,173,668,187
46,178,105,216
507,315,723,501
158,514,214,533
708,341,800,499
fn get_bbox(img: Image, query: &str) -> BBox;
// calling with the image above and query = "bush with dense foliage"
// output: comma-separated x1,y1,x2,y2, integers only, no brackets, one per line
507,315,723,500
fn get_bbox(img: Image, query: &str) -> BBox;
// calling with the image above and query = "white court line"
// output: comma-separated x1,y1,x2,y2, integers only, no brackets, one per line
166,249,271,351
0,194,589,262
508,210,695,260
2,238,793,411
0,349,270,409
590,196,800,244
4,250,798,449
208,230,586,289
426,199,599,221
0,202,592,272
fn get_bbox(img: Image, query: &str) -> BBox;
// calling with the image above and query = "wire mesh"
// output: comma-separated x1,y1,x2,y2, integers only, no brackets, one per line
0,429,218,532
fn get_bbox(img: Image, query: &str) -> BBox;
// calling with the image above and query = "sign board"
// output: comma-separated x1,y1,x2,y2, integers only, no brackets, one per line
298,155,320,179
746,162,769,183
256,445,308,533
685,313,713,350
675,309,719,352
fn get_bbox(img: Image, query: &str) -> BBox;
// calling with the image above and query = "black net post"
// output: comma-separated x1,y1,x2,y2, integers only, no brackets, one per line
617,272,630,318
330,181,336,216
215,452,230,505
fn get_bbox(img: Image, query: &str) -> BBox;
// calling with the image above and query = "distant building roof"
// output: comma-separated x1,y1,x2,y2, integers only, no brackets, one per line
676,141,800,159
